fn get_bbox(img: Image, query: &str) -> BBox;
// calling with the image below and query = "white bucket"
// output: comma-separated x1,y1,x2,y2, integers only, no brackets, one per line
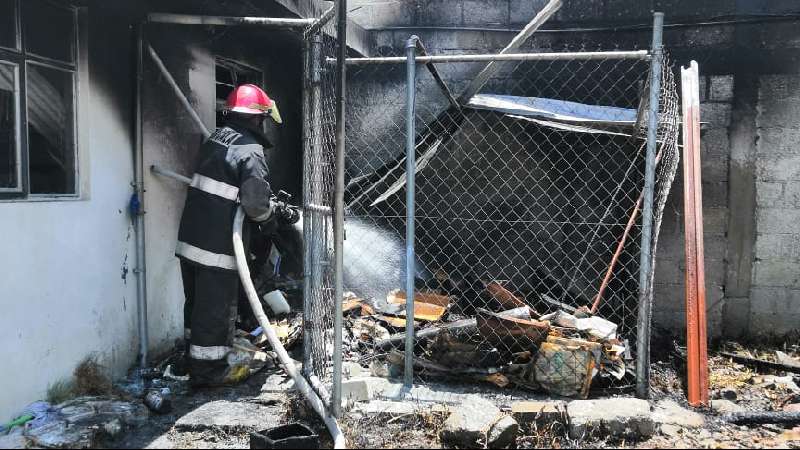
263,290,291,315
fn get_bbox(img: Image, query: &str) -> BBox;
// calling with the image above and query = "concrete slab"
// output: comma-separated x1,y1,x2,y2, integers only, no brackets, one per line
379,383,467,406
652,400,705,428
174,401,278,432
352,400,441,418
567,398,655,440
440,397,502,448
342,377,391,403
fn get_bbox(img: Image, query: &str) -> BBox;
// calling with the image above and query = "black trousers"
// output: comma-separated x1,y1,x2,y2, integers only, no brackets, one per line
180,259,239,385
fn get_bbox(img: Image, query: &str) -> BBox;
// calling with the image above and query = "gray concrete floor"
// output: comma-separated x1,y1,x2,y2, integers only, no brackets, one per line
106,370,315,449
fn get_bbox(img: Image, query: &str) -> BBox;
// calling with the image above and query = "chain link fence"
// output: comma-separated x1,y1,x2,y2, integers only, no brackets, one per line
333,45,680,398
301,13,339,409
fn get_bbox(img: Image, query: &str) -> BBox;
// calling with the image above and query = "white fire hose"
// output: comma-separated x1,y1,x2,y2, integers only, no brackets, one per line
232,206,346,449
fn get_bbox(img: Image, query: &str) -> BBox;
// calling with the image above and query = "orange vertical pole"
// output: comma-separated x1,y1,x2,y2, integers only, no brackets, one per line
681,61,709,407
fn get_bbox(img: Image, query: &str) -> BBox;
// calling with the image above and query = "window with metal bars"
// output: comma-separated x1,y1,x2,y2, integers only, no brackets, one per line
215,57,264,128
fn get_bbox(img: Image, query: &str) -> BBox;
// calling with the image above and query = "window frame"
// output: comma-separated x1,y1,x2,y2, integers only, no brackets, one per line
22,0,77,67
0,58,22,193
0,0,81,201
214,56,266,128
0,0,21,52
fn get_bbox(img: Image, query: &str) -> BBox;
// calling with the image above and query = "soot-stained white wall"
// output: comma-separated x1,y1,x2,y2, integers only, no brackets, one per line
0,6,139,421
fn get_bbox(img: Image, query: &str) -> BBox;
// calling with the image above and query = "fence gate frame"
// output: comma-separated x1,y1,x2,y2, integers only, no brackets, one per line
301,3,346,417
320,12,670,401
134,4,346,417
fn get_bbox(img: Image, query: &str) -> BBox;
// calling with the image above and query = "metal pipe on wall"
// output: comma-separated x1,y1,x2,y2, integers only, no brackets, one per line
332,0,348,419
146,44,211,139
636,12,664,400
404,36,420,389
148,13,315,28
337,50,650,65
150,164,192,184
133,24,149,369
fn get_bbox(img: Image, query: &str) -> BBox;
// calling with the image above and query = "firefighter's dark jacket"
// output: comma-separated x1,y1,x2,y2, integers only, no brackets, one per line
176,120,273,271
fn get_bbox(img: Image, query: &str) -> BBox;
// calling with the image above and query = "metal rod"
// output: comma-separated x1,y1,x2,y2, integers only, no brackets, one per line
133,24,149,370
147,13,315,28
414,39,460,111
404,36,420,389
681,60,709,407
592,149,664,314
636,12,664,400
334,50,650,65
147,44,211,139
301,36,314,378
150,164,192,185
566,139,647,308
458,0,563,104
332,0,348,419
305,6,337,38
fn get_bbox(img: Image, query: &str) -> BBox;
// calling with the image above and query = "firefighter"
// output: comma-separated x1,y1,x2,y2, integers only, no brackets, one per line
175,84,293,387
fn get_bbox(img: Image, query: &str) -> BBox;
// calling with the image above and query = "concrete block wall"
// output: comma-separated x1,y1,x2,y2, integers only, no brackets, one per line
652,75,734,338
349,0,800,30
749,75,800,334
345,0,800,339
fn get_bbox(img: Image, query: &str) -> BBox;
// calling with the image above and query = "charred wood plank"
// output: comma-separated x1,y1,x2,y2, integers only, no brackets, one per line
719,352,800,375
721,411,800,426
374,306,531,351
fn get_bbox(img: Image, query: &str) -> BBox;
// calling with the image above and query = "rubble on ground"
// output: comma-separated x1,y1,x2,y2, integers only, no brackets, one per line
342,279,632,400
19,398,149,449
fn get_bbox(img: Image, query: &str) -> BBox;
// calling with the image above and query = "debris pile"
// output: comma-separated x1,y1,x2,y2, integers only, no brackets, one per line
341,279,631,398
0,398,148,449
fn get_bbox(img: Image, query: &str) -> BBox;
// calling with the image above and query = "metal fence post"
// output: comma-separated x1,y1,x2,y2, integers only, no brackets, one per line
332,0,348,419
301,35,313,377
636,12,664,400
404,36,420,388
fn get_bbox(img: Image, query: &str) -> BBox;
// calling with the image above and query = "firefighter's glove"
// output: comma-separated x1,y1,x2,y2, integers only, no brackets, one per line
273,200,300,225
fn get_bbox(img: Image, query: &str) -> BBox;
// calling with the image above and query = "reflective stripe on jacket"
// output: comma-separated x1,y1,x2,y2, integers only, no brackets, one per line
176,122,273,271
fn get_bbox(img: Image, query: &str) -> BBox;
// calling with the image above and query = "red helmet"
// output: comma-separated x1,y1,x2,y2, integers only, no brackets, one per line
225,84,282,123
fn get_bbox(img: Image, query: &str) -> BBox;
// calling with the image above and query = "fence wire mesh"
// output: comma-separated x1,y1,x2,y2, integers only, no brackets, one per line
330,46,680,398
301,15,339,407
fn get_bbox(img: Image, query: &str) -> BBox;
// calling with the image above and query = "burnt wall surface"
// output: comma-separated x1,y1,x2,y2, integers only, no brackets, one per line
345,0,800,339
141,8,305,352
